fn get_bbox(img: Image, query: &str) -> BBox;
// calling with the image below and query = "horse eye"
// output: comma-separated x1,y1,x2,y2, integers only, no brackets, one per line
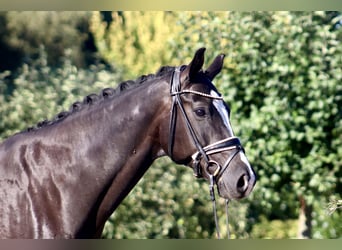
195,108,206,117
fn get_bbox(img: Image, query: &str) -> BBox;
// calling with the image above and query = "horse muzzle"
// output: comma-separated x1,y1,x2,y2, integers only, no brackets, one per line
191,137,256,200
215,150,256,199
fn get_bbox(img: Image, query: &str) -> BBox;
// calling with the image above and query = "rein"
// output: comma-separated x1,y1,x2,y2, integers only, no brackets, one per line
168,67,243,239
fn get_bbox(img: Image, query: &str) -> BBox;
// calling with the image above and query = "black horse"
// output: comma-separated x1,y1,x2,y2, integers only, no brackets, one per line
0,48,256,238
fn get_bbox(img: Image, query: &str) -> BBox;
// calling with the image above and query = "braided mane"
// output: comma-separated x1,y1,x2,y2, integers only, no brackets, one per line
24,66,176,133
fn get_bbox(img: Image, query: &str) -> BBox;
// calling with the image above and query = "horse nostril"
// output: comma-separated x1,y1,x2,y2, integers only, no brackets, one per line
237,174,249,193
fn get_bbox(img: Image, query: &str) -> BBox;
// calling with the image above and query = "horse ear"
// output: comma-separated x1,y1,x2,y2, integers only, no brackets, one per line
181,47,206,82
204,54,225,81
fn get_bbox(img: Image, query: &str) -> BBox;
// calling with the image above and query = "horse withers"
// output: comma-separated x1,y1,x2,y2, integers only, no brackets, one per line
0,48,256,238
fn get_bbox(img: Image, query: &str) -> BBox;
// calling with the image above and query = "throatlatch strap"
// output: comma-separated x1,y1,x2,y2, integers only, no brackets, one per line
168,68,181,158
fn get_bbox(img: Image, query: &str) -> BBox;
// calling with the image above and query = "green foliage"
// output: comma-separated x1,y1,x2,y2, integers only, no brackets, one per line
250,216,298,239
0,47,120,140
312,195,341,238
91,11,180,79
327,199,342,215
168,11,341,238
0,11,96,71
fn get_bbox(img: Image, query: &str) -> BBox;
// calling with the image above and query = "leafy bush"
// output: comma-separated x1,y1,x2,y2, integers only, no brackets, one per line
0,11,98,71
90,11,180,79
250,216,298,239
170,11,341,238
0,47,120,139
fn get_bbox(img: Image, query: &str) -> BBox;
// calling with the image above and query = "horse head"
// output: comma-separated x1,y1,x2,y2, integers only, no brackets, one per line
160,48,256,200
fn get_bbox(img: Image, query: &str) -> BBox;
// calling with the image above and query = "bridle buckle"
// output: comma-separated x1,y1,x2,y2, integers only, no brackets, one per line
207,160,221,177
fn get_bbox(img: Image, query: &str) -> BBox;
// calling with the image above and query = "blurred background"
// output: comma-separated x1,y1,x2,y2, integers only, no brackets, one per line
0,11,341,239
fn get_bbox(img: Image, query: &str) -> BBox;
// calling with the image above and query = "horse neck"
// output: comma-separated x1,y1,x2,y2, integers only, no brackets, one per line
63,78,170,236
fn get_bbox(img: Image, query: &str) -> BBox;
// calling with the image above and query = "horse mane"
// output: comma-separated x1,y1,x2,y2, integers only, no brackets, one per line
23,66,177,133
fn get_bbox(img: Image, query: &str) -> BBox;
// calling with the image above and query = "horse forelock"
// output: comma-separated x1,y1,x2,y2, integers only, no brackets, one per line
21,66,177,133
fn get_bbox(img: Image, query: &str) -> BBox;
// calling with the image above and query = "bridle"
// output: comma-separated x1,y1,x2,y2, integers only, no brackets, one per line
168,67,244,238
